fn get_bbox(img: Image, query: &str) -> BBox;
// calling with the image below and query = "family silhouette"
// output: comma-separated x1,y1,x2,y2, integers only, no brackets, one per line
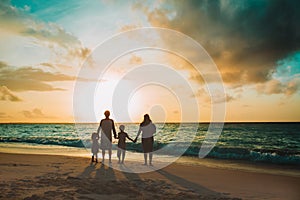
93,111,156,165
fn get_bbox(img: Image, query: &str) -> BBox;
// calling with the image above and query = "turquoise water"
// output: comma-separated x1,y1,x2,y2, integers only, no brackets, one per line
0,123,299,165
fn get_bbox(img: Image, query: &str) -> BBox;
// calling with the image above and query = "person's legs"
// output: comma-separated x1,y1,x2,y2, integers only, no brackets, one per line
95,153,98,163
117,149,121,163
108,149,112,163
149,152,153,165
149,137,154,165
143,153,147,165
92,155,94,162
121,150,125,163
102,149,105,163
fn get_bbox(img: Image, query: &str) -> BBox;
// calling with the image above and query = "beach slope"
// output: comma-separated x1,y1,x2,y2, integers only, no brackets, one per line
0,153,299,200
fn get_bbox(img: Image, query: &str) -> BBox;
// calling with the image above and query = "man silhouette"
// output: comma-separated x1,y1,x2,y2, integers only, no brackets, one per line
97,110,116,163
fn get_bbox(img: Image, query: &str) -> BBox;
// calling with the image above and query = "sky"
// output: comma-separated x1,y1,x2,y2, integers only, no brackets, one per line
0,0,299,123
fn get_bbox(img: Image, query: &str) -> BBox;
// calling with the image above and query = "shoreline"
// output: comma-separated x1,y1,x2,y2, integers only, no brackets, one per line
1,142,299,177
1,152,299,199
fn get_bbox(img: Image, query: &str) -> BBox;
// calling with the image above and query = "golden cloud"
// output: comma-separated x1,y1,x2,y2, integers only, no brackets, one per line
0,86,22,102
0,61,76,91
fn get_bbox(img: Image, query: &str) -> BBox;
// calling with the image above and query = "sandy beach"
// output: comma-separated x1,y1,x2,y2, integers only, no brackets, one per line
0,152,299,200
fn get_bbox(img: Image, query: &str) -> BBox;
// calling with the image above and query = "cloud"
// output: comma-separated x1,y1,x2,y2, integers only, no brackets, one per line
225,94,236,102
0,61,76,91
21,108,48,118
136,0,300,86
0,112,10,118
243,105,251,108
0,86,22,101
189,72,228,85
129,54,143,65
119,24,141,32
193,87,236,104
209,93,236,104
256,77,300,96
0,0,90,63
39,62,77,71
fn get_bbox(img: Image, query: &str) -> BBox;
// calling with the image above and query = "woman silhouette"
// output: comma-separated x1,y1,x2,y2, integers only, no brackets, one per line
134,114,156,165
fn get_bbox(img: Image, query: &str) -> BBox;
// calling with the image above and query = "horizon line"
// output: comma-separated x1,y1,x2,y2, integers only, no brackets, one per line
0,121,299,124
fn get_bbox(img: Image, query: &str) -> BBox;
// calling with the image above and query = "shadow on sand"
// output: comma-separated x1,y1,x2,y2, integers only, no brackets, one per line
77,162,240,200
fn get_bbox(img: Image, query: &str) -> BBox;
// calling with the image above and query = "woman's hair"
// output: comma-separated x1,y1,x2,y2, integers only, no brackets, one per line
140,114,152,127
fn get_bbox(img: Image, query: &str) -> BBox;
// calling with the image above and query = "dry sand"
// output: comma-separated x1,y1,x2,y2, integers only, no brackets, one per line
0,152,299,200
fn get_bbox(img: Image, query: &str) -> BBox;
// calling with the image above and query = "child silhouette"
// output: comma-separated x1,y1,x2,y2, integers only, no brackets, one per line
117,125,134,164
91,132,99,163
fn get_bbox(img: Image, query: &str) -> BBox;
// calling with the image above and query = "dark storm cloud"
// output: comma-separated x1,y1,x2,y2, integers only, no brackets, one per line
142,0,300,85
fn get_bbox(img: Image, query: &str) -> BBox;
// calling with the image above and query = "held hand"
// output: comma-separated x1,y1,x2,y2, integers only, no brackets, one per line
133,138,137,143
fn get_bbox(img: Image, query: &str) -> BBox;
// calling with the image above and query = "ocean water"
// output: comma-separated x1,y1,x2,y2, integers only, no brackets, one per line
0,123,299,165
